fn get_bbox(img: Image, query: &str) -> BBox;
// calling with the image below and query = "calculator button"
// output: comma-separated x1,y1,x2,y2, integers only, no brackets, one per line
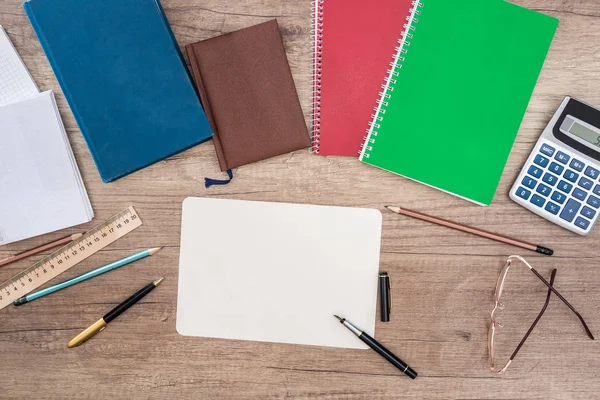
516,187,532,200
594,184,600,196
536,183,551,197
521,176,537,189
540,144,555,157
542,173,558,186
579,177,594,190
584,166,600,179
570,159,585,172
573,188,588,201
530,194,546,208
528,166,543,179
581,206,596,219
559,199,582,223
545,202,560,215
587,195,600,209
551,191,567,204
575,217,591,230
564,170,579,183
534,155,550,168
549,162,564,175
557,180,573,194
555,151,570,164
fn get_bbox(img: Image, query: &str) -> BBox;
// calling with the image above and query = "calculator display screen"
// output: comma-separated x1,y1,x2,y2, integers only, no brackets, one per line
569,122,600,148
561,116,600,150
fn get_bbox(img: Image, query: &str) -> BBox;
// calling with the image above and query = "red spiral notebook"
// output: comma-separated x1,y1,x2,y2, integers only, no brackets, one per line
312,0,414,156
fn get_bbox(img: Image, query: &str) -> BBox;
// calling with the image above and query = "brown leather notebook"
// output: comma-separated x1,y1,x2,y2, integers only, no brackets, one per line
186,20,310,171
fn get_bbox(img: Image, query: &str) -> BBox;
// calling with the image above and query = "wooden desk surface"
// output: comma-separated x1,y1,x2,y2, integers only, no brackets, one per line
1,1,599,398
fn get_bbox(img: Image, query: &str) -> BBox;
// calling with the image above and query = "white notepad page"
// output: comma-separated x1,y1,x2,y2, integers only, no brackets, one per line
0,91,93,245
0,25,38,106
177,197,382,349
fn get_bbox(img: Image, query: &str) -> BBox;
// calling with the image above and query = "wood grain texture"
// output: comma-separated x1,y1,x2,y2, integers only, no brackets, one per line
1,0,599,398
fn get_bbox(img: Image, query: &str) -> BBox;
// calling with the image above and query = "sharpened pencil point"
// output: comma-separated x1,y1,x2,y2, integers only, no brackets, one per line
148,247,164,256
385,206,401,214
71,233,84,240
153,277,164,286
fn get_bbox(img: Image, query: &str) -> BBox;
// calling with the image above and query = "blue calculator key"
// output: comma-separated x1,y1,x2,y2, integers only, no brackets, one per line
542,173,557,186
516,187,531,200
521,176,537,189
551,191,567,204
536,183,551,197
548,162,564,175
530,194,546,208
559,199,582,223
584,166,600,179
594,184,600,196
545,202,560,215
540,143,555,157
579,177,594,190
570,159,585,172
534,155,549,168
587,195,600,209
564,170,579,183
557,180,573,194
581,206,596,219
528,165,543,178
573,188,587,201
555,151,570,164
575,217,591,230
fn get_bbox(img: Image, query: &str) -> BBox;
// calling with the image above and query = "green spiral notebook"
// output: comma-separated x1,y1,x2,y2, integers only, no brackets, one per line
360,0,559,205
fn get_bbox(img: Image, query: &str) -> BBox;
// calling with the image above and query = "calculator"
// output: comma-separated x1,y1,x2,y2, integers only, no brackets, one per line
510,97,600,235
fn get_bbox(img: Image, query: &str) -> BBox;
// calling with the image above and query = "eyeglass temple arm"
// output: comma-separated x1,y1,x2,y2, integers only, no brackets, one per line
529,267,595,340
509,269,557,362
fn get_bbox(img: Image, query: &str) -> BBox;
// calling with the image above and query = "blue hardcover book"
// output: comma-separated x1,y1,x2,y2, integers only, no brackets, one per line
23,0,213,182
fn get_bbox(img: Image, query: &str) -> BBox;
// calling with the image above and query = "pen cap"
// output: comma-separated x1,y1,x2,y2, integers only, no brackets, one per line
379,272,391,322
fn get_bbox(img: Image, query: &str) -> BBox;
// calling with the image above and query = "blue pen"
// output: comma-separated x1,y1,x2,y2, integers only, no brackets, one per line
13,247,163,306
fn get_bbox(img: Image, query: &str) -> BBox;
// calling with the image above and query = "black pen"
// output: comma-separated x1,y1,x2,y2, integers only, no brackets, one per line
334,315,417,379
67,278,163,348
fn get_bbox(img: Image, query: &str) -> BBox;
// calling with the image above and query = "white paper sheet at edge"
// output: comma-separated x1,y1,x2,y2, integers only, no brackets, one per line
0,25,39,106
0,91,93,245
176,197,382,349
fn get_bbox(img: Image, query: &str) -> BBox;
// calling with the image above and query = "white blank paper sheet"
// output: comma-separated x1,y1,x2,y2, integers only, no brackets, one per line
177,197,382,349
0,91,93,245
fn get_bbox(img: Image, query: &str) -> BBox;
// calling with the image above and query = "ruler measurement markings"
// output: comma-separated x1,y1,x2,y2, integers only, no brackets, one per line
0,206,141,310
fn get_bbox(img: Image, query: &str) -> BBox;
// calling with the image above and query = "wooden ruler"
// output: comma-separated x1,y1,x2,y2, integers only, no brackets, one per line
0,206,142,311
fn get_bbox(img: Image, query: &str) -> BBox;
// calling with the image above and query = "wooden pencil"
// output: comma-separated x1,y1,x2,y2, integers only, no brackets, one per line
0,233,83,268
385,206,553,256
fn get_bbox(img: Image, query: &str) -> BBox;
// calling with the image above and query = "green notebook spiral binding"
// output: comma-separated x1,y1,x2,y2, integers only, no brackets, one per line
360,0,558,206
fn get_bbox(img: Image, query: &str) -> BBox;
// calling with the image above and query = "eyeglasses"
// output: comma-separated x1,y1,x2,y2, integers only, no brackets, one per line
488,255,594,374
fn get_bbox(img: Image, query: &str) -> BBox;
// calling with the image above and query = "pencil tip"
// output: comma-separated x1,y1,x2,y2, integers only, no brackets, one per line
148,247,164,255
333,315,342,321
385,206,401,213
154,277,164,286
72,233,84,239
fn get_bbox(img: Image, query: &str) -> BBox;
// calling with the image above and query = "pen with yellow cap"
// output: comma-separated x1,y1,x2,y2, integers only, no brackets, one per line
68,277,163,348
